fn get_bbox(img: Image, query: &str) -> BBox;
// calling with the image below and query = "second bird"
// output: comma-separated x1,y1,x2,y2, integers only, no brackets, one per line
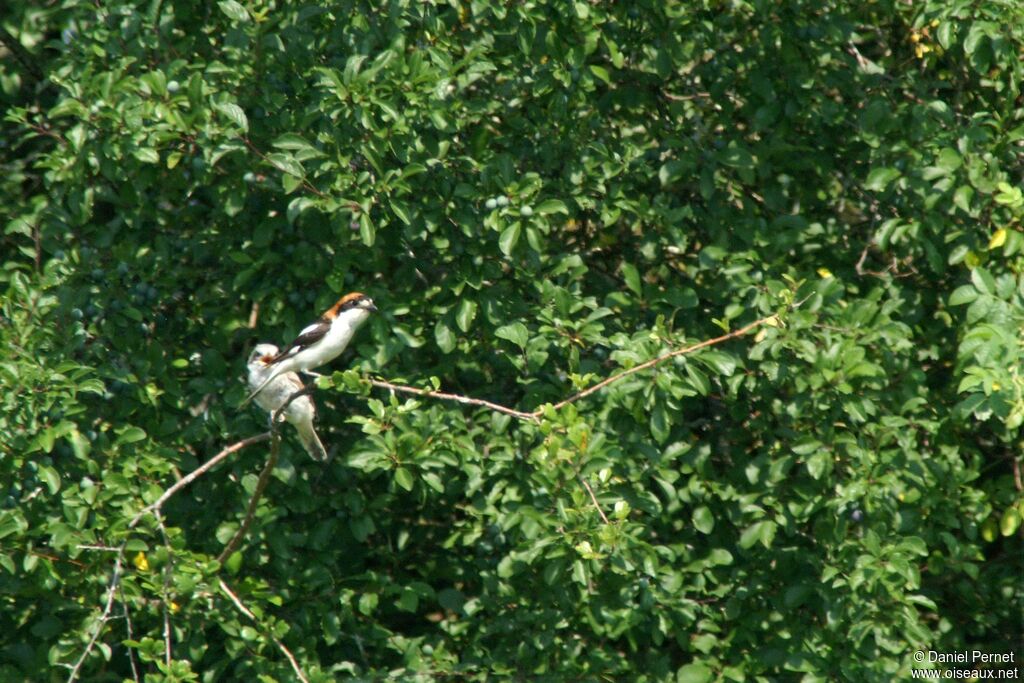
246,344,327,461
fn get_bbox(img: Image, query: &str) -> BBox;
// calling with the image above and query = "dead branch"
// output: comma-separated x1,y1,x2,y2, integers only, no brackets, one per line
366,378,539,422
154,511,174,667
118,582,141,683
66,549,125,683
216,434,280,564
363,315,777,423
544,316,776,413
129,432,271,529
217,386,313,563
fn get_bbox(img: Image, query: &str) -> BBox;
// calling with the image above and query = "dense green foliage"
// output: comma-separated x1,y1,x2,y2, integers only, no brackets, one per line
2,0,1022,680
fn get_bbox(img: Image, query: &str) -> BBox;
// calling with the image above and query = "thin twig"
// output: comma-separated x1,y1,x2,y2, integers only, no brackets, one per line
579,477,610,525
366,379,539,422
28,122,68,146
154,511,173,666
218,578,310,683
1013,458,1022,493
543,316,776,414
129,432,271,529
66,548,126,683
118,582,141,683
662,90,711,101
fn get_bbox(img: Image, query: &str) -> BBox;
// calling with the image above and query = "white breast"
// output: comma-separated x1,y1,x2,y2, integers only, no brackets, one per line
291,308,370,371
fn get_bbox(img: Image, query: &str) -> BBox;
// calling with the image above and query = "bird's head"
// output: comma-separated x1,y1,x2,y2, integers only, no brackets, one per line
248,343,280,367
326,292,378,322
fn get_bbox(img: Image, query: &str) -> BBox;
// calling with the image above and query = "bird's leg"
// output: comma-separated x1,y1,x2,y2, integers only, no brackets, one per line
301,370,324,378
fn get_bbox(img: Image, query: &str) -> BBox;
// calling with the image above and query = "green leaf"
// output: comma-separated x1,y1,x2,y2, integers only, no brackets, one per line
215,102,248,132
272,134,320,155
38,466,61,494
535,199,569,215
456,299,478,333
692,506,714,534
395,467,414,491
589,64,611,84
699,351,737,376
266,153,304,178
806,451,829,480
396,587,418,612
133,148,160,164
495,322,529,349
117,427,147,444
359,213,375,247
434,321,456,353
650,403,669,444
390,199,411,225
948,285,978,306
676,662,712,683
739,520,776,549
499,224,521,256
1000,507,1020,537
659,160,695,186
622,263,642,296
218,0,249,22
865,167,901,192
0,512,28,541
970,267,995,296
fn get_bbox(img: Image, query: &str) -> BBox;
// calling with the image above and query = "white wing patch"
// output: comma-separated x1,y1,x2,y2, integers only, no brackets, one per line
298,321,322,338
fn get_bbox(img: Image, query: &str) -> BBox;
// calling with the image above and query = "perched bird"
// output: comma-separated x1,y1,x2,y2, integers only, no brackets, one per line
242,292,377,406
246,343,328,462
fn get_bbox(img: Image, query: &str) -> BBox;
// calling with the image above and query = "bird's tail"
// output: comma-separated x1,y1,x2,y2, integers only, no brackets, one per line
241,367,281,407
295,420,328,462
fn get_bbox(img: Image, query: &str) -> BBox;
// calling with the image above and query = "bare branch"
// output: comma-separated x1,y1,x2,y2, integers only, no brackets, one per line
66,549,125,683
129,432,271,529
216,433,281,564
366,378,540,422
359,317,777,423
543,316,777,414
154,511,174,666
213,385,321,561
118,582,141,683
218,578,310,683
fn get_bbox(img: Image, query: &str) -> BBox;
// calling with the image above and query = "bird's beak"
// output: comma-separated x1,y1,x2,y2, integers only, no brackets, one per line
366,302,378,313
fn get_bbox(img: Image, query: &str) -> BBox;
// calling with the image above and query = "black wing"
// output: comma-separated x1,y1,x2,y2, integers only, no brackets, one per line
270,317,330,363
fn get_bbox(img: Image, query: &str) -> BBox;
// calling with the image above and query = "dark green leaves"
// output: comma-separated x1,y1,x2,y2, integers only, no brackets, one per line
3,0,1022,680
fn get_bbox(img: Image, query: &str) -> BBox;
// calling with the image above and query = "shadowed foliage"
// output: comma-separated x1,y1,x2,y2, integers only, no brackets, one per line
1,0,1022,680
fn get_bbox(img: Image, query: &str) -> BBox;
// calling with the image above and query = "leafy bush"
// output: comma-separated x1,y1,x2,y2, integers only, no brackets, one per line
1,0,1021,680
